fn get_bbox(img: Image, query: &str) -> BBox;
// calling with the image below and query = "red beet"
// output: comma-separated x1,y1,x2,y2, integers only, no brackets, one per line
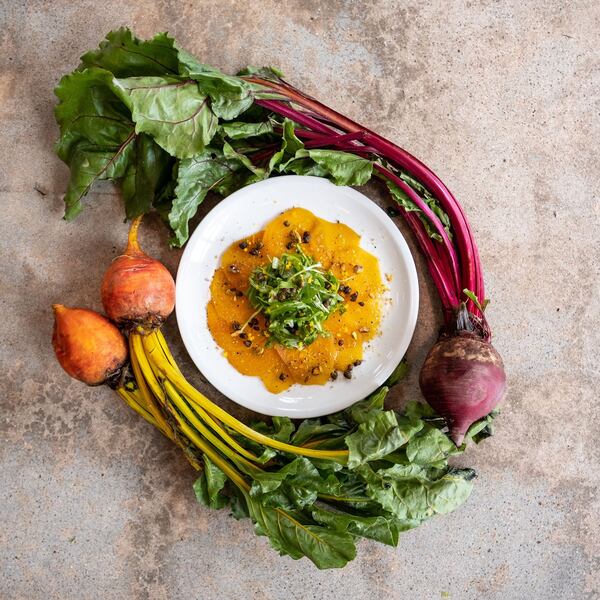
248,80,507,448
419,330,506,446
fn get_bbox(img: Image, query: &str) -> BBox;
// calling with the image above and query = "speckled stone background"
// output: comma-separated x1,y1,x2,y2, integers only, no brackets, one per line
1,1,599,598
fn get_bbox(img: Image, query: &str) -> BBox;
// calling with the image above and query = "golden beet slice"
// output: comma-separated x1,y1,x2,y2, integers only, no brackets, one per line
220,231,266,290
275,336,337,385
326,246,382,371
331,247,382,333
262,207,317,258
209,268,255,325
309,219,360,270
207,302,291,393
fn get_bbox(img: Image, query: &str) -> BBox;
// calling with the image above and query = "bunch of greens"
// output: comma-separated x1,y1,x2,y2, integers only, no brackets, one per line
247,246,344,348
188,360,494,569
53,28,487,320
53,29,451,263
127,330,493,569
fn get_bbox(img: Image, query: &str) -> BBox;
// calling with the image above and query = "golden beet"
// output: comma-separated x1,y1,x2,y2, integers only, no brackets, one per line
52,305,127,385
101,217,175,330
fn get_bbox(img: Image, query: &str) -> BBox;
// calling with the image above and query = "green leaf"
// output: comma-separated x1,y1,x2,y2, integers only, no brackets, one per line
177,47,253,119
121,133,174,218
55,68,132,159
459,412,496,447
169,149,243,246
282,157,329,178
229,490,250,520
385,360,409,387
356,464,430,522
291,420,348,446
247,416,296,463
304,150,373,186
79,28,179,77
245,495,356,569
279,147,373,185
62,138,136,220
281,120,304,156
225,417,296,466
427,469,476,515
237,66,287,99
345,411,423,468
462,288,490,314
314,472,375,511
402,402,496,452
221,121,273,139
113,76,218,158
222,141,266,177
237,65,285,79
152,176,177,222
244,416,296,443
345,386,388,424
311,505,399,547
193,456,229,509
406,425,456,465
385,176,452,243
404,400,439,421
357,463,474,522
54,68,137,219
397,171,452,239
269,119,304,172
250,457,338,509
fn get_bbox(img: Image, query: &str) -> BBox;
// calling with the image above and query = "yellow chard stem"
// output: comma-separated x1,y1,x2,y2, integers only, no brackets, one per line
142,332,349,463
151,331,260,462
130,333,204,469
130,333,168,405
177,418,250,492
170,396,260,475
154,329,183,376
116,387,160,429
163,378,261,470
126,341,174,440
133,331,257,468
116,386,203,470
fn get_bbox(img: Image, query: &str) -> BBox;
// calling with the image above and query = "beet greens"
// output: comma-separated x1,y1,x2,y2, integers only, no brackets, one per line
55,29,483,322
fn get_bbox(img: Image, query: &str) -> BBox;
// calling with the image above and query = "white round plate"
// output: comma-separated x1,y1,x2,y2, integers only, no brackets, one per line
176,175,418,418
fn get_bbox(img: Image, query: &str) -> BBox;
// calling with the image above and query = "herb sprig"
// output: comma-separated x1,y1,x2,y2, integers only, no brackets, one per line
247,246,344,348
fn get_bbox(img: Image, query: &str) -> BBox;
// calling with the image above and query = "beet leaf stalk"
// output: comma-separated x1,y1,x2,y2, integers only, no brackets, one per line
243,75,506,443
54,28,506,444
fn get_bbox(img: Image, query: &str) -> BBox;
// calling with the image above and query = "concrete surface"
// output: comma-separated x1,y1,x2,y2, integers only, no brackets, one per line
1,1,599,598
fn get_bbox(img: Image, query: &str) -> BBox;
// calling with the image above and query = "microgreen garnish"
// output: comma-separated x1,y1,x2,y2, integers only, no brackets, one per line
247,245,344,349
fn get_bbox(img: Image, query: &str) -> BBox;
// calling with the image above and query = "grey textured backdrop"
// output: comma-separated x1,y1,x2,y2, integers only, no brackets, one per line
1,1,598,598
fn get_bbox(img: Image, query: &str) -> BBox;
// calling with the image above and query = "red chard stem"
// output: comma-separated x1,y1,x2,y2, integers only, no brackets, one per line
251,77,486,321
